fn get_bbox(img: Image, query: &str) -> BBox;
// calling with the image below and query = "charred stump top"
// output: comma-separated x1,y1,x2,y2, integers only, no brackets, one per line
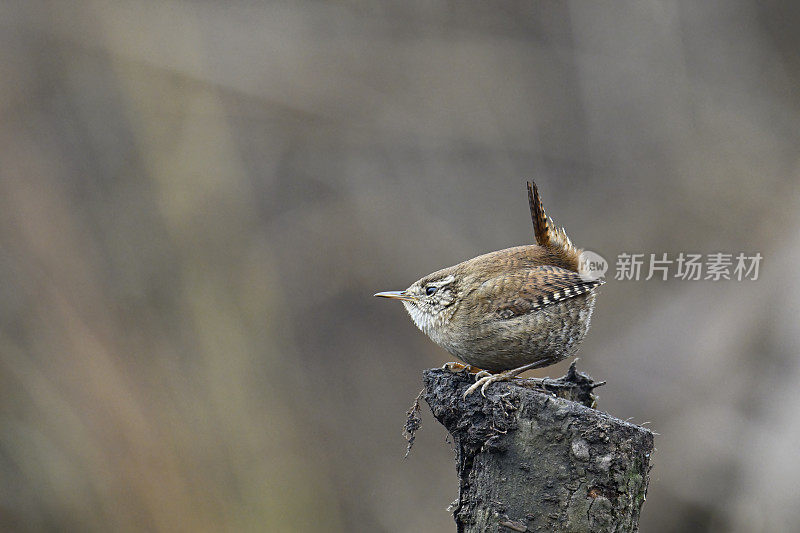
421,365,654,533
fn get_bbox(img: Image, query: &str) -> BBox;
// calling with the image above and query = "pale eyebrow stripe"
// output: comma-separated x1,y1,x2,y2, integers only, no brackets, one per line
435,274,456,286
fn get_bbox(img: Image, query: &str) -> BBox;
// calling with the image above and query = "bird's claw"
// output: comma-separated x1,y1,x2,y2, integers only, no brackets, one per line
462,359,553,399
442,361,468,372
464,372,511,398
443,362,485,375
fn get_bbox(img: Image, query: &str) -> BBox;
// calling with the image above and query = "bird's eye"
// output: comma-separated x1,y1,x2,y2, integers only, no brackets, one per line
425,286,437,296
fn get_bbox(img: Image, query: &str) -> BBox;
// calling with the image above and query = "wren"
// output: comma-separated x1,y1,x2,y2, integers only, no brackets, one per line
375,182,603,396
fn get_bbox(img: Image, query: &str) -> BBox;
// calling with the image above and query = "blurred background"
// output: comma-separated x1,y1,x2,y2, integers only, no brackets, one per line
1,1,798,531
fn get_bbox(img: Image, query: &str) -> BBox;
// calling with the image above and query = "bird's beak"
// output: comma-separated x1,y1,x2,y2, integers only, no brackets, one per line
374,290,417,302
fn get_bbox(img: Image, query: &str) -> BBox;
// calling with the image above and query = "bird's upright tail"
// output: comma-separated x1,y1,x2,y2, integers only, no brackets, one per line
527,181,582,272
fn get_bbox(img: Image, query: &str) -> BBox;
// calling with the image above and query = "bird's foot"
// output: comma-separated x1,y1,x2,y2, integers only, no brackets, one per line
463,359,552,398
442,362,483,374
464,371,514,398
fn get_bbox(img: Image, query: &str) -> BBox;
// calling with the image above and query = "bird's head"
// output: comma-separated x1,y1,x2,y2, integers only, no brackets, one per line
374,270,459,337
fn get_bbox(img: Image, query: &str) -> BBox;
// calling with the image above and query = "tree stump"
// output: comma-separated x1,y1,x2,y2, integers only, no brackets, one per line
422,364,653,533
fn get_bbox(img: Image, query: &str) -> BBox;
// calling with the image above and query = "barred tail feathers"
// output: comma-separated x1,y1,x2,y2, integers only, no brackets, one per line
526,181,582,271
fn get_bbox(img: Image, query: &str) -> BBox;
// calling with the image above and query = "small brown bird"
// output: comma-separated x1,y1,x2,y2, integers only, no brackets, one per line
375,182,603,396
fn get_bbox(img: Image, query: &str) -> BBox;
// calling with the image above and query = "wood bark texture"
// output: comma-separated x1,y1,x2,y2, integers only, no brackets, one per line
422,366,654,533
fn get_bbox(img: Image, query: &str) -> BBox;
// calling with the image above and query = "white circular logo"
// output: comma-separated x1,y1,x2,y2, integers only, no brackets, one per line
579,250,608,280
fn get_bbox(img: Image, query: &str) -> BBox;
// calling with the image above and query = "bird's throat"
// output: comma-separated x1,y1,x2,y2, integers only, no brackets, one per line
403,301,448,344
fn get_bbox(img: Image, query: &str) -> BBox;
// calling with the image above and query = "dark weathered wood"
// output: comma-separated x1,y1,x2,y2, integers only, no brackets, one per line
423,366,653,533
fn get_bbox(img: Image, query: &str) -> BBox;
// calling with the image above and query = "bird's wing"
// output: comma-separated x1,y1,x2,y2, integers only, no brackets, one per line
474,265,604,319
